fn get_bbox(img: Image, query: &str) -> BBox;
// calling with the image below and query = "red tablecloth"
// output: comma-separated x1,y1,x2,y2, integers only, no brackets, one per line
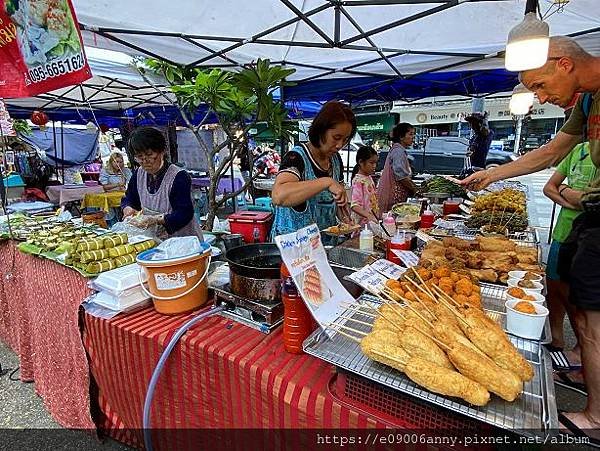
0,241,95,429
83,306,386,449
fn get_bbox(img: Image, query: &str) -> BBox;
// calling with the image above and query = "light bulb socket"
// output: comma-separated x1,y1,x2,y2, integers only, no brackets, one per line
507,12,549,44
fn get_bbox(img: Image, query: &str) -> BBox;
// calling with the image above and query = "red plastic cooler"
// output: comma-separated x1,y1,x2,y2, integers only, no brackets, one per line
227,211,273,243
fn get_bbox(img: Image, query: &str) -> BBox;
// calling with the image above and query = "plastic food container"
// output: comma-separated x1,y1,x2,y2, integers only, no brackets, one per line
505,299,549,340
92,263,148,296
507,279,544,294
507,270,543,282
228,211,273,243
506,290,545,304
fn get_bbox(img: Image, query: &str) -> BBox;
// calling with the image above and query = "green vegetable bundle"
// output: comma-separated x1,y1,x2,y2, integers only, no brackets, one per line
465,211,528,232
417,176,467,198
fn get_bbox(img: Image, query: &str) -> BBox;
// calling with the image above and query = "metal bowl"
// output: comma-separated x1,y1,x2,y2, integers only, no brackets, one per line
423,192,451,204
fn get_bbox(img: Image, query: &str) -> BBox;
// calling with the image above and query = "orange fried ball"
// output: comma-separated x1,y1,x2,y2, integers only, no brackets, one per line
450,272,460,282
417,268,432,281
454,294,470,305
467,293,482,308
454,279,473,296
434,266,452,279
508,287,527,299
514,301,537,314
404,291,417,302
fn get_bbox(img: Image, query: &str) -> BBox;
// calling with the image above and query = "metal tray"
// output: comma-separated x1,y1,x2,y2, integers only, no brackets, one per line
481,282,551,345
453,227,539,247
303,295,558,437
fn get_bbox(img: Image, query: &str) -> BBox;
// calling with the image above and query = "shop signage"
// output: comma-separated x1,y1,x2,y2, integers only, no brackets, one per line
395,100,563,125
356,114,395,134
0,0,91,98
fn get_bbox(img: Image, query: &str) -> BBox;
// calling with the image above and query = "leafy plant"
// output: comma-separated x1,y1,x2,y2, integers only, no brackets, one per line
139,58,297,230
13,119,32,136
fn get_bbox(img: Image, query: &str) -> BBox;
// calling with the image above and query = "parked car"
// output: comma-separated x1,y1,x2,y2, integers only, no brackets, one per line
377,136,518,175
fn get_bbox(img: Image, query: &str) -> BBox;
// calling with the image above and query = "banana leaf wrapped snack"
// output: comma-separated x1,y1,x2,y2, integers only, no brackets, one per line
86,259,118,274
108,244,136,258
76,237,105,252
114,253,136,267
104,233,129,248
133,240,156,253
80,249,110,263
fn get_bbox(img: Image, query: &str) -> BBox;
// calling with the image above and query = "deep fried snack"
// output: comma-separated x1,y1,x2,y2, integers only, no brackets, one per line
417,267,433,281
460,308,534,382
404,356,490,406
433,322,482,356
360,330,410,372
372,315,402,334
400,326,454,370
434,266,452,279
455,279,474,296
378,304,406,324
447,342,523,402
514,301,536,314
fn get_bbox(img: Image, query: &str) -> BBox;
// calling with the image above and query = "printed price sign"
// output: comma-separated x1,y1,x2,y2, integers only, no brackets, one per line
415,230,439,243
370,259,406,280
391,249,419,267
0,0,91,97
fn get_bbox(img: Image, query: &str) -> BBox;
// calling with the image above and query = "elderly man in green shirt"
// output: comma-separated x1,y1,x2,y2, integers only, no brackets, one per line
461,36,600,438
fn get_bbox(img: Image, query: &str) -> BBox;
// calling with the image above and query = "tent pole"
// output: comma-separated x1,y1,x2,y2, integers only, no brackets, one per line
52,121,58,182
230,142,236,213
60,122,65,184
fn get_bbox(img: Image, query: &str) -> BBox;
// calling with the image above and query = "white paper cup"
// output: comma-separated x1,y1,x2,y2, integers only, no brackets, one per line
505,299,548,340
507,270,543,283
507,278,544,294
506,291,545,304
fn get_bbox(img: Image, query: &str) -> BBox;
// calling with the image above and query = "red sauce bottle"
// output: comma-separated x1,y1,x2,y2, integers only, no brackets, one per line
281,263,314,354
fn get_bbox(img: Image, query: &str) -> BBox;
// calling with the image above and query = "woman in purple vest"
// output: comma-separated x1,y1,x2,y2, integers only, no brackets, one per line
121,126,203,240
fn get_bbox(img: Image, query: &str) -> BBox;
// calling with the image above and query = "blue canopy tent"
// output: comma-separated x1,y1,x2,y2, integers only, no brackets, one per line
20,127,100,167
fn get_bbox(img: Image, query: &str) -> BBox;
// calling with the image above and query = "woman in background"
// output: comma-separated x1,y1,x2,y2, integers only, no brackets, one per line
377,122,417,213
100,151,132,192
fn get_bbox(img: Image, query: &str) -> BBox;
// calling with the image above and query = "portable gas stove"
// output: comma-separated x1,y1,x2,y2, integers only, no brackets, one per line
212,284,284,334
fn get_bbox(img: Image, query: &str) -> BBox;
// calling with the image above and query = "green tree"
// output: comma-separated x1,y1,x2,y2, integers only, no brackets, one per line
138,59,296,230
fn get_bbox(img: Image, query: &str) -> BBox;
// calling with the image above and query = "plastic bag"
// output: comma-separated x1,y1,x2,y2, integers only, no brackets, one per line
111,219,157,242
148,236,203,260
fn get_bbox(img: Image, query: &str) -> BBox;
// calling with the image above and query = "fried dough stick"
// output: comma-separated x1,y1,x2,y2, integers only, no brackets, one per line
404,356,490,406
360,330,411,372
432,322,487,358
446,342,523,402
400,326,454,370
460,306,534,382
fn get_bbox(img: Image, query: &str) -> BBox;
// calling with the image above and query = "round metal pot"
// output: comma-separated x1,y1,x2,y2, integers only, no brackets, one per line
229,271,281,302
225,243,282,301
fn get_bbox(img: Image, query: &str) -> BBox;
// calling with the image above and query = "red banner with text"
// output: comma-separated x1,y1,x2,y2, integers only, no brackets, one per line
0,0,92,98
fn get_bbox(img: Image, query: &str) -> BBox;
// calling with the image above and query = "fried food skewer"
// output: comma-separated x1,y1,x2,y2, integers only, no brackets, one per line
446,341,523,402
411,267,437,300
403,284,436,318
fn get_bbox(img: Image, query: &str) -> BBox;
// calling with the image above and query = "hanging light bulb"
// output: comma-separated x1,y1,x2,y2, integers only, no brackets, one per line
505,0,550,71
509,83,535,115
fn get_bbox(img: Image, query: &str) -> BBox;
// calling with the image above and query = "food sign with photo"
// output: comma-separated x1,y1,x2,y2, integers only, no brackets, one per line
0,0,91,98
275,224,356,337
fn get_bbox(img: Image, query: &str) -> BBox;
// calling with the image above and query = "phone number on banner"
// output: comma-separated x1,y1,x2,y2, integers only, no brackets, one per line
27,53,86,83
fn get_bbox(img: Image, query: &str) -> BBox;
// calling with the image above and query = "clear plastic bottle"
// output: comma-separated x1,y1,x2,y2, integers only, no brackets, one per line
382,212,396,237
281,263,314,354
359,224,374,252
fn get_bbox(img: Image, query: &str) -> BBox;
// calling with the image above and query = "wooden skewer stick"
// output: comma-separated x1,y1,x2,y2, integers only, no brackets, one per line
343,316,381,329
405,275,439,304
431,283,461,308
324,324,362,344
374,290,407,317
403,285,437,319
340,304,378,319
325,322,368,337
410,267,437,299
395,295,436,329
429,286,470,328
370,349,408,368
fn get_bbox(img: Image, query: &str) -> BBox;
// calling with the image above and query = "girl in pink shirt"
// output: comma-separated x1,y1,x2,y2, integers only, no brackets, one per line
351,146,380,226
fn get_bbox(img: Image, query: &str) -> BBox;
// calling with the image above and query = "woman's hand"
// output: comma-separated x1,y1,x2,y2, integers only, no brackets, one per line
123,206,138,218
328,178,348,206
